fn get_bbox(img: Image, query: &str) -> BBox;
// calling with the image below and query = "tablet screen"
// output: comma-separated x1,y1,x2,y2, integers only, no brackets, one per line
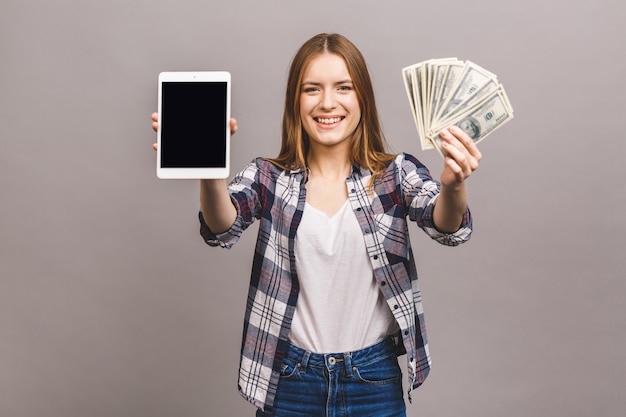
157,71,230,179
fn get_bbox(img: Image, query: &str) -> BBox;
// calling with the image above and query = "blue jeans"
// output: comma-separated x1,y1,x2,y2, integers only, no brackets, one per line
257,336,406,417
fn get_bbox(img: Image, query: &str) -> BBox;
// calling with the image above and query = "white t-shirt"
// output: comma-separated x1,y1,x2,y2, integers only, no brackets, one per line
289,200,399,353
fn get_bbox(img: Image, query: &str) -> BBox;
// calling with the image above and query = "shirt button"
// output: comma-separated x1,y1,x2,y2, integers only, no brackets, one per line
350,189,356,193
356,207,362,211
373,255,378,260
393,304,399,310
381,281,387,286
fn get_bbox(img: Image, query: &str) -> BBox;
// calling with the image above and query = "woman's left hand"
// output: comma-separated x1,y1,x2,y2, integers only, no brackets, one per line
438,126,482,186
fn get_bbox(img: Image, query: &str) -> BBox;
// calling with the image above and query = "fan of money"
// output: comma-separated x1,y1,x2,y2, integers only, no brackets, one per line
402,58,514,155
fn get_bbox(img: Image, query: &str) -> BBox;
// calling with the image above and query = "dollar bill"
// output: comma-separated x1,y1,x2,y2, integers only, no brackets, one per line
431,61,464,123
435,77,501,128
428,88,514,157
402,58,463,151
434,61,497,122
402,58,514,155
402,64,426,149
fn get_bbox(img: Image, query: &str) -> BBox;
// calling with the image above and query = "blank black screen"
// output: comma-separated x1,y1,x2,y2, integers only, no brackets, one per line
160,81,227,168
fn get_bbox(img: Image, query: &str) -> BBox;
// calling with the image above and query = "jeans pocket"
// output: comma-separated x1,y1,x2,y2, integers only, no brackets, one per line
352,355,402,386
279,357,300,380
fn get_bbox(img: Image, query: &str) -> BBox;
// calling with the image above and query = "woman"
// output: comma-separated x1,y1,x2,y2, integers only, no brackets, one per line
152,33,480,417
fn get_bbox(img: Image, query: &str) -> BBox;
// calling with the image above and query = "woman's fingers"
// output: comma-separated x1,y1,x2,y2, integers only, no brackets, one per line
152,112,159,133
448,126,482,164
439,127,481,183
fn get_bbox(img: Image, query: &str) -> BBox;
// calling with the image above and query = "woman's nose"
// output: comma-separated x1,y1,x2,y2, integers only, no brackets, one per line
320,91,337,110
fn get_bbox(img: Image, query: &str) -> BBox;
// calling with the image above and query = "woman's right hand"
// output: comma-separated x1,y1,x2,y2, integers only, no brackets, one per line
150,112,238,150
151,112,159,150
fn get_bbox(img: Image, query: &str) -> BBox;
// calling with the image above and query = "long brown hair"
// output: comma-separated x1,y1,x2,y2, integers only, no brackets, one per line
268,33,395,185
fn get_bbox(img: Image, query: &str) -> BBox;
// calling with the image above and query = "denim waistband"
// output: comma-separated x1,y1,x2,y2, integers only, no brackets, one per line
284,335,398,370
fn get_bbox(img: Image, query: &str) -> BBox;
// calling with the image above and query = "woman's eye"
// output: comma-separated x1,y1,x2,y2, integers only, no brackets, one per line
304,87,319,93
338,85,352,91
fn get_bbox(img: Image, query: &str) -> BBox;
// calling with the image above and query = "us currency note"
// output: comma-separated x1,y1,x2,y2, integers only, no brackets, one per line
434,61,497,122
402,63,426,148
431,61,464,121
402,58,513,154
435,77,502,128
403,58,461,150
428,89,514,156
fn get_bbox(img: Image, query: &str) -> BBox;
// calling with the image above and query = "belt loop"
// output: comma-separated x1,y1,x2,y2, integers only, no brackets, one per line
300,350,311,374
344,352,353,378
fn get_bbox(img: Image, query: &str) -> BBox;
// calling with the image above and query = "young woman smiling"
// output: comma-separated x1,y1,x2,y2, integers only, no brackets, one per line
152,33,481,417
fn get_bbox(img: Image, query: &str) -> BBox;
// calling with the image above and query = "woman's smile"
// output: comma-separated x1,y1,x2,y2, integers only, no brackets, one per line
314,116,345,125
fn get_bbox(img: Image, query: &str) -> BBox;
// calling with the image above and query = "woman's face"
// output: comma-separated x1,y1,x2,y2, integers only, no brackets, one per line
299,53,361,151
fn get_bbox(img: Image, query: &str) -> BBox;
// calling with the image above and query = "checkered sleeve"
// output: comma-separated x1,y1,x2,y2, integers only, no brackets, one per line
200,159,262,248
399,153,472,246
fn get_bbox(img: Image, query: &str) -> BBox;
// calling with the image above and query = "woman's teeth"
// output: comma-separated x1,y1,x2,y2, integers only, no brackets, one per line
315,117,342,124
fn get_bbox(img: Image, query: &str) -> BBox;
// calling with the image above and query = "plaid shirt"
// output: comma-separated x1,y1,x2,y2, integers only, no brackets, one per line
199,153,472,410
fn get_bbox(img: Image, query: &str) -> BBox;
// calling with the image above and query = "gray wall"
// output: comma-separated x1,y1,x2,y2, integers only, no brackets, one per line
1,0,625,416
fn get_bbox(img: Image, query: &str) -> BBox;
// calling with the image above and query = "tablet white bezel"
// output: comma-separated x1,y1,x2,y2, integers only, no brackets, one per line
156,71,231,179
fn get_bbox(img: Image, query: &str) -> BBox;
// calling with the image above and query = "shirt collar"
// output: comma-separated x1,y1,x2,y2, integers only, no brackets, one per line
286,163,369,179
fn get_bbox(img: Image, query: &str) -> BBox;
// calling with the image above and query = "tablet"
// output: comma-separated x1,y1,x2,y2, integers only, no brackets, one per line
156,71,231,179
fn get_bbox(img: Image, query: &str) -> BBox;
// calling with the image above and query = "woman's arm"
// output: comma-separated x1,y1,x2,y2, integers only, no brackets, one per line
199,178,237,234
432,126,482,233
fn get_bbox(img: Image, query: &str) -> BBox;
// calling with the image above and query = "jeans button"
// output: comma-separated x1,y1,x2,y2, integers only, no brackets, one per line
328,357,336,365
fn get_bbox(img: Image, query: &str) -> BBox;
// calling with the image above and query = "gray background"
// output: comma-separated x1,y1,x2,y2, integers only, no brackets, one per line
1,0,625,416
